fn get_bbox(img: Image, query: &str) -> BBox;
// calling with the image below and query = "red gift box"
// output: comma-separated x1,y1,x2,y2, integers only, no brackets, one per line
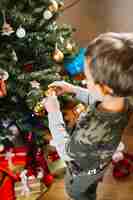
0,146,28,178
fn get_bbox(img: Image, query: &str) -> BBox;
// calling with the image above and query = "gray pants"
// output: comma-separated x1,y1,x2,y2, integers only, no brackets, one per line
64,168,104,200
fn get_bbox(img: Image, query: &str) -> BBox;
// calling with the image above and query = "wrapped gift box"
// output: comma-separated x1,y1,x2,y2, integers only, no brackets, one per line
15,176,48,200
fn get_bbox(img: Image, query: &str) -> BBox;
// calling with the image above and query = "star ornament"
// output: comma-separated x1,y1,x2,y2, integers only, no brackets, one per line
30,80,40,89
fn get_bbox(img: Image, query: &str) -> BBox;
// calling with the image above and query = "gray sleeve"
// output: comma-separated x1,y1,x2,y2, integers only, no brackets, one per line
73,86,104,105
48,111,73,161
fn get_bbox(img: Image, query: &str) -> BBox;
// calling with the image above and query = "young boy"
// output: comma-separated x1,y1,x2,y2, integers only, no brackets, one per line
43,32,133,200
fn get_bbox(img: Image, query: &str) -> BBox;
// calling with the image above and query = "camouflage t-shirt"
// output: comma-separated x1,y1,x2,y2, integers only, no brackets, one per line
48,86,129,174
66,103,129,173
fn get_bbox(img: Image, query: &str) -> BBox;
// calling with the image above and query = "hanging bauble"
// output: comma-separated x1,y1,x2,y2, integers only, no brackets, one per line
2,23,14,36
64,48,86,76
23,62,33,72
43,10,53,20
53,48,64,62
74,103,86,115
66,42,73,52
12,50,18,62
49,0,58,12
34,102,45,117
8,124,20,136
0,144,4,152
58,1,64,10
0,68,9,80
43,174,54,187
26,132,33,143
16,26,26,38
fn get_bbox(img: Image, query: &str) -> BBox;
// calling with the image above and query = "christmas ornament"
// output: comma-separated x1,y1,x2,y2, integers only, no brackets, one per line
49,0,58,12
53,48,64,62
26,132,33,143
64,48,86,76
24,62,33,72
12,50,18,62
8,124,20,137
2,23,14,36
112,151,124,163
30,80,40,89
58,1,64,10
0,68,9,80
43,10,53,20
112,157,131,178
74,103,86,115
20,170,30,197
34,101,45,117
66,42,73,52
0,144,4,153
16,26,26,38
43,174,54,187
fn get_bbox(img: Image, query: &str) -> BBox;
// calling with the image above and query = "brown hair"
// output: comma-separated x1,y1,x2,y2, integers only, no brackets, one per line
85,32,133,96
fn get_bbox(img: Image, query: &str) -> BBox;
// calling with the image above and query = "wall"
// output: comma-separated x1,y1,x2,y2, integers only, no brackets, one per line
58,0,133,46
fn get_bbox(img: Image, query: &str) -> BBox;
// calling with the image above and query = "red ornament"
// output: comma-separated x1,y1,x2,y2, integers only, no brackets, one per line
112,153,133,178
43,174,54,187
24,63,33,72
48,151,60,162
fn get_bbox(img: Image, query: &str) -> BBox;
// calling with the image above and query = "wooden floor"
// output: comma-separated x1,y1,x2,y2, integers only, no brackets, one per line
40,114,133,200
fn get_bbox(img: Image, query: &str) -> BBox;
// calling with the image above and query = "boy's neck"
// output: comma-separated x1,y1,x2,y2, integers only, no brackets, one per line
98,95,126,112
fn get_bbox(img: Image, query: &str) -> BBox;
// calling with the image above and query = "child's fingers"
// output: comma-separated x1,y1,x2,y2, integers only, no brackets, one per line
48,81,62,88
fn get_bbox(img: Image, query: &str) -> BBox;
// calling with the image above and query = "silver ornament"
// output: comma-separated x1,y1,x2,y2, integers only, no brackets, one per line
16,27,26,38
43,10,53,20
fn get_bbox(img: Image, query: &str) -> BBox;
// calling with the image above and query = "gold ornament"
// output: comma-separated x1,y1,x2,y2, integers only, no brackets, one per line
66,42,73,52
34,102,45,116
74,103,86,114
58,1,64,10
49,0,58,12
53,48,64,62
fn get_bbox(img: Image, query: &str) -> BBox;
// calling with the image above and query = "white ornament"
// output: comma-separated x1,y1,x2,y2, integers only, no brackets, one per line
20,170,30,196
37,168,44,179
0,68,9,80
112,151,124,162
8,124,19,136
16,27,26,38
43,10,53,20
12,50,18,61
82,80,87,85
30,80,40,89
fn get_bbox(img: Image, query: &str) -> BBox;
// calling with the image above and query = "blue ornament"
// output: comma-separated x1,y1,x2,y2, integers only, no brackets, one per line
64,48,86,76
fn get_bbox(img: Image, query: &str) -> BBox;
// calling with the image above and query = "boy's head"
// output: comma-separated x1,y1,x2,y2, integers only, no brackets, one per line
85,32,133,97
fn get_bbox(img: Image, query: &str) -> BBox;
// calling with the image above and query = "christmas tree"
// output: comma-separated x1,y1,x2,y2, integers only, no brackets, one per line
0,0,78,150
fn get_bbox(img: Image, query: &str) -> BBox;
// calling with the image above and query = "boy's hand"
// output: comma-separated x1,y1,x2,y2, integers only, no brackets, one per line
43,96,60,113
48,81,75,95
